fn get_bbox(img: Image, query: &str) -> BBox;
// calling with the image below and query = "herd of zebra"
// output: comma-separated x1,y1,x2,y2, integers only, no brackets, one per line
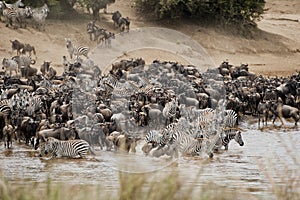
1,42,299,159
0,32,246,159
0,0,50,30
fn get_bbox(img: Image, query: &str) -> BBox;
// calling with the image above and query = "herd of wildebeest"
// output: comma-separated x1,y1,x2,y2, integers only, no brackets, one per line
0,0,299,159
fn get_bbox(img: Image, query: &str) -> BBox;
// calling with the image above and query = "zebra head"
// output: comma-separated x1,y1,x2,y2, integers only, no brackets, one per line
234,131,244,146
87,20,96,33
42,137,58,155
24,6,32,17
41,3,50,15
65,38,72,48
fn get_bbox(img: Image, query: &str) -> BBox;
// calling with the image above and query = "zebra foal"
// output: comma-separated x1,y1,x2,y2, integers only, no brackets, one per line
39,137,95,158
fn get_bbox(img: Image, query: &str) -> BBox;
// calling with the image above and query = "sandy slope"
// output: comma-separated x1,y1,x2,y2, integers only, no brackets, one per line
0,0,299,76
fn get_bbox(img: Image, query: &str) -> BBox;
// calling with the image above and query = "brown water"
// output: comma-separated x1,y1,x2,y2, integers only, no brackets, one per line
0,122,299,199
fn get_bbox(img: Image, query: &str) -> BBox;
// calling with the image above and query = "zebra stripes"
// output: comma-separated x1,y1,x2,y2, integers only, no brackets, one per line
30,3,50,31
100,74,135,97
2,5,18,28
27,96,43,116
162,97,179,125
143,103,242,158
0,100,12,116
215,128,244,151
223,109,238,128
87,20,100,41
144,130,162,146
178,134,204,157
1,1,31,29
2,58,19,76
65,38,89,61
15,6,31,28
0,100,12,124
40,137,94,158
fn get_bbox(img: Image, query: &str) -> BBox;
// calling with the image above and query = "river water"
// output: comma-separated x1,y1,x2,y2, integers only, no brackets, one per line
0,122,299,199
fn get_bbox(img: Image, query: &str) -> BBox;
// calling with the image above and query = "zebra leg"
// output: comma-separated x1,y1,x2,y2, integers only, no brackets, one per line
224,144,228,150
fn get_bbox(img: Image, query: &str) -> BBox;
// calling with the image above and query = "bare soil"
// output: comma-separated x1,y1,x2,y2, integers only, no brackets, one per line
0,0,299,77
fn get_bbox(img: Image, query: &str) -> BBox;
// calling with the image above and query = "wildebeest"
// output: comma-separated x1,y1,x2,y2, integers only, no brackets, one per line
10,39,24,55
112,11,121,28
34,127,76,150
20,65,37,78
106,131,139,153
21,43,36,57
273,97,300,126
40,61,50,75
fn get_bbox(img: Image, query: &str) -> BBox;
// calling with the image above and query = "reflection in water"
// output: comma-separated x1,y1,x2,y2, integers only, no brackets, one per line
0,126,299,199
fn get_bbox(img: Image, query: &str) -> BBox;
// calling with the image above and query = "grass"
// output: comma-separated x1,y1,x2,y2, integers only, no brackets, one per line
0,168,248,200
0,168,299,200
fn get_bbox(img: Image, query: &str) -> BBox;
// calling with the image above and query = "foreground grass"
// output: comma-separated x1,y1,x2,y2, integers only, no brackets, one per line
1,167,299,200
0,170,247,200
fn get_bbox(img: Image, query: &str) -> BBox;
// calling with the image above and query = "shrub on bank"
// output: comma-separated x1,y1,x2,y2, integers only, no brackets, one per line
135,0,266,29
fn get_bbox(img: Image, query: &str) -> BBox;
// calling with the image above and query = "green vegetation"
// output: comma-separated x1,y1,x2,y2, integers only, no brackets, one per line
11,0,266,32
0,171,241,200
1,165,300,200
135,0,266,29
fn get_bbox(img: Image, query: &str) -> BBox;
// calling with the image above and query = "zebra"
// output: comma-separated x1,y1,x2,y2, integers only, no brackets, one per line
26,95,43,117
0,1,4,21
2,3,18,28
176,132,204,157
1,0,25,28
224,109,238,128
65,38,89,61
144,130,162,147
15,6,31,28
215,128,244,151
29,3,50,31
162,97,179,125
11,55,35,77
158,120,183,147
2,58,19,76
100,73,124,92
39,137,95,158
0,100,12,124
160,118,214,157
86,20,101,41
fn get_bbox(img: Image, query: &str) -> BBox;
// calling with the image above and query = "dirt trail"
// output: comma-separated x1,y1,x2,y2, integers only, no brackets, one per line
0,0,299,76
